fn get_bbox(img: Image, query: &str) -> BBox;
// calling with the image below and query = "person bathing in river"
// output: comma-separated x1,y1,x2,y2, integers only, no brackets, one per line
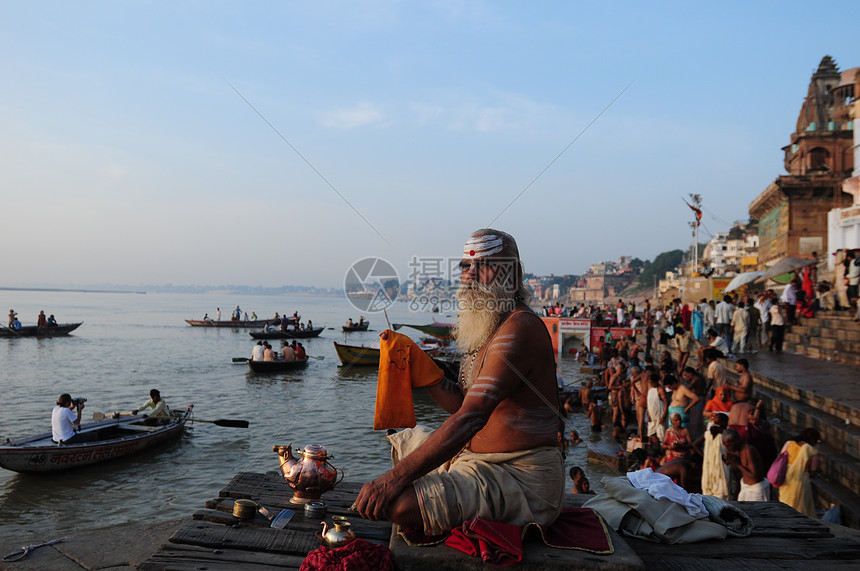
665,374,699,431
355,229,564,536
723,428,769,501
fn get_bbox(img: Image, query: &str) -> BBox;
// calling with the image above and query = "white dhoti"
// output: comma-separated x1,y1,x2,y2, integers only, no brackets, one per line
700,431,730,500
389,426,565,536
737,478,770,502
647,388,666,441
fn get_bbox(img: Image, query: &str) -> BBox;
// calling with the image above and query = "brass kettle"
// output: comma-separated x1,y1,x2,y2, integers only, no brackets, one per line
320,519,355,548
273,443,341,503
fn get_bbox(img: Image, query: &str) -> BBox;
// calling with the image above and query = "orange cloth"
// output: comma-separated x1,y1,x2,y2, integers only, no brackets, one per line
373,330,444,430
704,386,733,415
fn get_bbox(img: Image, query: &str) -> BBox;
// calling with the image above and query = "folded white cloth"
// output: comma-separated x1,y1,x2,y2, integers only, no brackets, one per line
627,469,708,518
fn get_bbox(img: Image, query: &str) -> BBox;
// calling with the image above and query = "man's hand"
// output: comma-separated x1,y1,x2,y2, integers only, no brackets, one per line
353,472,406,521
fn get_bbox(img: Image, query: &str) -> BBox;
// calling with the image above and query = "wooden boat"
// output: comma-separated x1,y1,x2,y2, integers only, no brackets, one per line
333,342,381,366
333,341,444,367
342,321,369,332
0,322,83,338
185,319,278,328
0,407,192,473
249,327,324,340
391,322,454,340
247,358,310,373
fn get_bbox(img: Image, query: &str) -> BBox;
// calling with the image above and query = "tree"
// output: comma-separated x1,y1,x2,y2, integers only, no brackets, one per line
636,249,685,288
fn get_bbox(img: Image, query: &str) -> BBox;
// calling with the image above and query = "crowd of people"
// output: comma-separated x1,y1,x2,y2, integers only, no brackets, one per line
561,291,825,518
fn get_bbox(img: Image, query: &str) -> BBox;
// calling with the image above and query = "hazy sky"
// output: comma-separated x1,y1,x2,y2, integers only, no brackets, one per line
2,1,857,289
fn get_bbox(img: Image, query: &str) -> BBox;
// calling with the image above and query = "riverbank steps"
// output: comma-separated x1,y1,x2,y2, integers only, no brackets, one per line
639,308,860,529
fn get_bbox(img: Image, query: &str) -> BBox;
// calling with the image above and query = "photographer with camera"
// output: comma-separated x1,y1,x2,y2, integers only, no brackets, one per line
52,394,85,444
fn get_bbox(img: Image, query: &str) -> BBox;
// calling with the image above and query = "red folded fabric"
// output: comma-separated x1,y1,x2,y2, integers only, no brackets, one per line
445,517,523,567
444,507,614,565
300,539,394,571
523,507,614,554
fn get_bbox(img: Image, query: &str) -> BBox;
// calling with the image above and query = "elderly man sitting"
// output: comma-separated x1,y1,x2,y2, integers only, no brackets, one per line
355,229,564,536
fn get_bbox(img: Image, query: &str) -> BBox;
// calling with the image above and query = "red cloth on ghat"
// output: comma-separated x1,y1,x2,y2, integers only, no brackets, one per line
300,539,394,571
444,508,614,565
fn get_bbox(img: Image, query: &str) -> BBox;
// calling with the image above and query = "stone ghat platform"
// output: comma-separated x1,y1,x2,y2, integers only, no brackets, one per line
130,471,860,570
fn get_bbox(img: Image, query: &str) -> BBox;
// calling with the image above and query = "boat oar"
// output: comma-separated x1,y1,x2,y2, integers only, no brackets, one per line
234,356,323,362
92,411,133,420
188,418,249,428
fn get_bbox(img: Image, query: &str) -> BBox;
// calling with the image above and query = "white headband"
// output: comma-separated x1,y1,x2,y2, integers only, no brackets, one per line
463,234,503,259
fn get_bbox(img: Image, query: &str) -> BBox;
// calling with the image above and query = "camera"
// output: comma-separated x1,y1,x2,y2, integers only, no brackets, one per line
71,397,87,406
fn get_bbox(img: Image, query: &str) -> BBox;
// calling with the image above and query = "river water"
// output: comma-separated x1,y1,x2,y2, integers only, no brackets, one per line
0,291,619,543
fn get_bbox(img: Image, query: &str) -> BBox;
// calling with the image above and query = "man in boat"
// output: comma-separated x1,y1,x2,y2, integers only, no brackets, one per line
346,317,354,327
133,389,170,420
251,341,265,361
262,342,276,361
355,228,564,536
37,310,48,328
281,341,296,361
8,309,16,327
52,394,85,444
47,314,58,327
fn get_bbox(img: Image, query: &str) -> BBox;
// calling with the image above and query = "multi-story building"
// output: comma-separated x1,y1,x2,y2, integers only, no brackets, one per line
750,55,856,268
702,223,759,276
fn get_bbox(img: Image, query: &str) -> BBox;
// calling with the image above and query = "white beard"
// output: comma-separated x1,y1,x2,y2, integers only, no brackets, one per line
453,282,513,353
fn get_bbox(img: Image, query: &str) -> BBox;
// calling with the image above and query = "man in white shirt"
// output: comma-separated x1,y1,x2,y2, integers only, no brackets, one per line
251,341,265,361
52,394,84,444
730,302,750,355
755,293,772,347
714,295,734,345
781,281,798,325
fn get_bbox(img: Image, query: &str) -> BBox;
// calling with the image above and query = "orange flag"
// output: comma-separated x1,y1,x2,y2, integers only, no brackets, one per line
373,330,444,430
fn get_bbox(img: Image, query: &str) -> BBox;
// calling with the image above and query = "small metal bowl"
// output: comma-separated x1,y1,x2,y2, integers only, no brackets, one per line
304,501,327,519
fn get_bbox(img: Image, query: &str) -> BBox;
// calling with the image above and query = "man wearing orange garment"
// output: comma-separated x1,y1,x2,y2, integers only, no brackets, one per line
355,229,564,536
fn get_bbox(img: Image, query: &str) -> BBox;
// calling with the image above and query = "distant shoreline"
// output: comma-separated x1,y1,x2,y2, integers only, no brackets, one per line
0,286,146,294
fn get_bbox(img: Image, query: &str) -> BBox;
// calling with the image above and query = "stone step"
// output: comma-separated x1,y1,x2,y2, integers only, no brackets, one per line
784,332,860,353
810,476,860,530
783,343,860,367
814,310,860,321
789,324,860,343
797,316,860,330
755,386,860,491
742,360,860,427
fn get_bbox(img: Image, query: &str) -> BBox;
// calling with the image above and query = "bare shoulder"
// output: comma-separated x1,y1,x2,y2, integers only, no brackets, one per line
498,306,545,335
